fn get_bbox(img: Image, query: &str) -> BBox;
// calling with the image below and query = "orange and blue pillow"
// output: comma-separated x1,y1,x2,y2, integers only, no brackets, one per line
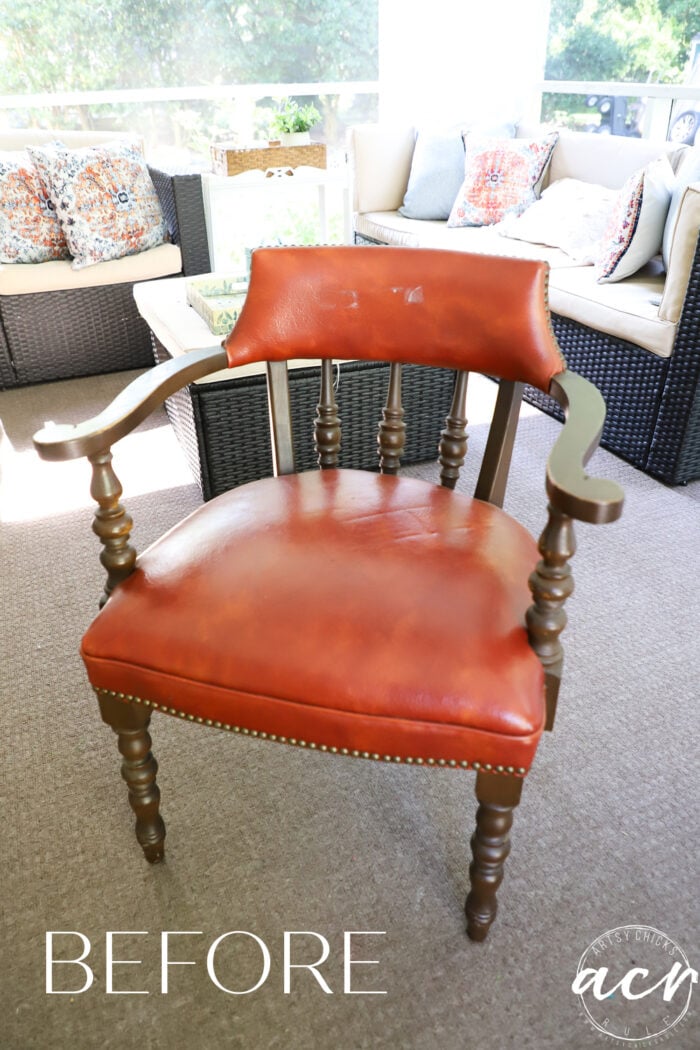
29,138,167,269
448,132,558,228
0,150,69,264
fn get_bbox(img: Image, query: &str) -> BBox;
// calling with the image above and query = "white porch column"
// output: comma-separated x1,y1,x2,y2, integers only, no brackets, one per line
378,0,551,127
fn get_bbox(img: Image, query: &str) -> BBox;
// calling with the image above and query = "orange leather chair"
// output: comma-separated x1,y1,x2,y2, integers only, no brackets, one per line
34,247,623,940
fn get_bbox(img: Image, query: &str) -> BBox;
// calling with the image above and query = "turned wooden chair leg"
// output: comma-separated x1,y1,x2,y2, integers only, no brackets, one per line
465,771,523,941
96,692,166,863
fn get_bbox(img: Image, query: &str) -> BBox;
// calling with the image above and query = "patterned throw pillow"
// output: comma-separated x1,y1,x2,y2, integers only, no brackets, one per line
29,139,168,270
448,132,559,228
595,155,674,283
0,151,69,264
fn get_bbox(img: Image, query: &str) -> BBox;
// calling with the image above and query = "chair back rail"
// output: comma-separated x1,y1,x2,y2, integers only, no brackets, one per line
225,247,565,386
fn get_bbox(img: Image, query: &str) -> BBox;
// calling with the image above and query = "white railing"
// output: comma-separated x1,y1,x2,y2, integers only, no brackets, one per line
538,80,700,139
0,82,379,110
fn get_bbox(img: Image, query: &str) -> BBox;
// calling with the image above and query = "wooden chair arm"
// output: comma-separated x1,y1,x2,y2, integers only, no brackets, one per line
33,346,228,462
546,370,624,524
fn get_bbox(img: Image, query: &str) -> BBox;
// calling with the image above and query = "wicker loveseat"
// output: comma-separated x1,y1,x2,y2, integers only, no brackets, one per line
349,123,700,485
0,129,211,389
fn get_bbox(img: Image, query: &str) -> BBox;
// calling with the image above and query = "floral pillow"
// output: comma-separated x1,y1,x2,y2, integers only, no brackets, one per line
28,138,168,270
448,132,559,228
0,150,69,264
594,155,674,283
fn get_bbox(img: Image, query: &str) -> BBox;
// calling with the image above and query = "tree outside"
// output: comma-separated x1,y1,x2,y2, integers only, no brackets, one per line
0,0,378,160
543,0,697,131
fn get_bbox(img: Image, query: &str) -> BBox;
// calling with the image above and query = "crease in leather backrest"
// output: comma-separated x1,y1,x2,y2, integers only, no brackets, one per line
223,246,566,392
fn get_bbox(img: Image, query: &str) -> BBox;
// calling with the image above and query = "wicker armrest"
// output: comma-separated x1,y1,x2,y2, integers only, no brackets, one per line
33,346,227,462
149,167,211,276
546,370,624,524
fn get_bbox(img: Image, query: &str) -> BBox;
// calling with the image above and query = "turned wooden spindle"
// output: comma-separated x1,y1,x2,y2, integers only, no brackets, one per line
465,773,523,941
377,362,406,474
526,503,576,730
97,692,166,863
438,371,469,489
314,359,341,468
89,450,137,607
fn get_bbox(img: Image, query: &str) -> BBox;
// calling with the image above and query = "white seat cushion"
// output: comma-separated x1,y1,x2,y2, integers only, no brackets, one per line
0,242,182,295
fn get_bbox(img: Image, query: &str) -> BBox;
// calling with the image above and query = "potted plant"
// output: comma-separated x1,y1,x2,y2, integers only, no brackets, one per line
270,98,321,146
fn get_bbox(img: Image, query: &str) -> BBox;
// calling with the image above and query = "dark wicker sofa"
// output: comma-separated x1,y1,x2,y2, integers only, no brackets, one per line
0,133,211,389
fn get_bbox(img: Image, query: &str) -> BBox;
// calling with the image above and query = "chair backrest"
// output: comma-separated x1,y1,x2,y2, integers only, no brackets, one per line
226,246,564,386
223,246,566,504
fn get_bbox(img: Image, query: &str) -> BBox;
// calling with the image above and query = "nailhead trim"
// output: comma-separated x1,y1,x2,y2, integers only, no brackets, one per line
94,688,529,776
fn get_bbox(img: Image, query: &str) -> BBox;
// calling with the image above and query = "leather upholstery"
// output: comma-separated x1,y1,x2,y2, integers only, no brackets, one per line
82,470,545,772
224,246,565,391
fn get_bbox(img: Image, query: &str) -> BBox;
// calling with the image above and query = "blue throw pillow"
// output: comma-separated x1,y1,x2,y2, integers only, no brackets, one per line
399,131,466,220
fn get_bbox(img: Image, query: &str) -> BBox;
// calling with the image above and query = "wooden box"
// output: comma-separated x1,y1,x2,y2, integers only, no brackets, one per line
211,141,327,176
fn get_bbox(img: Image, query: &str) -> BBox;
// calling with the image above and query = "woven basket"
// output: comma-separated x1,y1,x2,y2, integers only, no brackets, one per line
211,141,327,176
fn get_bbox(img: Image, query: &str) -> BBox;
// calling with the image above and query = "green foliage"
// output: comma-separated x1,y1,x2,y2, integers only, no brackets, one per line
270,99,322,134
0,0,378,152
546,0,694,83
544,0,696,125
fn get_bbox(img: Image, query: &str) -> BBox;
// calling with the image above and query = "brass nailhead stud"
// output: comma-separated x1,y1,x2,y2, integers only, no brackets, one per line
484,764,493,771
427,758,435,766
372,753,380,761
507,766,514,773
496,765,504,772
460,761,469,768
415,757,423,765
438,759,446,766
406,757,414,764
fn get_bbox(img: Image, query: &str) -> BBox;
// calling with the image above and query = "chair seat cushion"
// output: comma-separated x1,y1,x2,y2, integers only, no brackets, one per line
82,470,545,773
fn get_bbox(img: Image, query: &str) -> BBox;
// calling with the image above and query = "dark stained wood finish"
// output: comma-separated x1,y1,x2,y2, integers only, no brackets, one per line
89,451,136,607
465,772,523,941
547,371,624,524
377,362,406,474
526,504,576,731
97,692,166,863
314,359,341,468
266,360,295,476
474,380,524,508
438,370,468,489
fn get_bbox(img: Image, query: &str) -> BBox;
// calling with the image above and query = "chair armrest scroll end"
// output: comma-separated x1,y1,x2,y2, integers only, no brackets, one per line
546,371,624,524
